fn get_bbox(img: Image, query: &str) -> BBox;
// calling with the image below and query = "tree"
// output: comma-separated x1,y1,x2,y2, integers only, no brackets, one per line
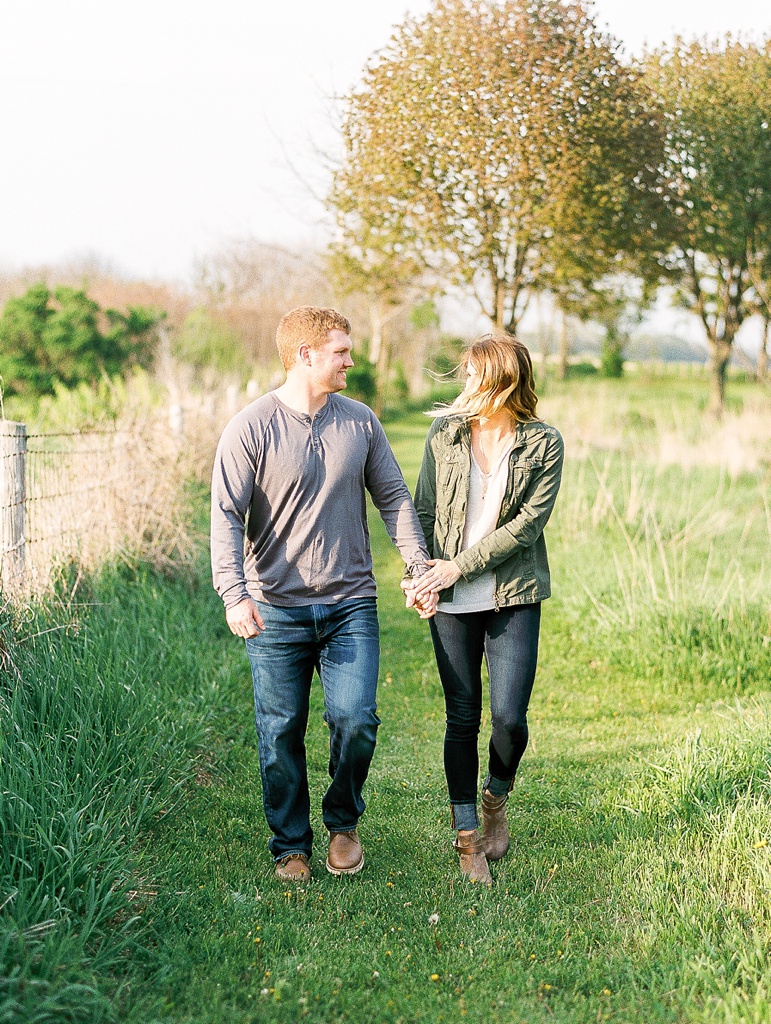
746,226,771,382
645,38,771,414
171,307,249,387
331,0,666,337
194,239,331,364
0,284,159,398
326,230,425,410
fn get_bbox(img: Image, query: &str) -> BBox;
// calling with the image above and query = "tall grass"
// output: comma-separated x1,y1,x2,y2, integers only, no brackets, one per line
0,563,227,1022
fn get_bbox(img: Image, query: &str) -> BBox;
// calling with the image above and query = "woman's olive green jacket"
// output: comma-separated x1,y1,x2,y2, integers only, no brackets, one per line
413,415,564,608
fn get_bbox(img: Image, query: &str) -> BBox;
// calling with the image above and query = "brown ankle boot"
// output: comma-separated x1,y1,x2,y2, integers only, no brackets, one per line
453,829,492,884
326,830,364,876
481,789,510,861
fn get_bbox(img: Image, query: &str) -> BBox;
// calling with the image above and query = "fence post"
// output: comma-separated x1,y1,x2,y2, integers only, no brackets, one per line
226,384,240,417
168,403,185,437
0,421,27,590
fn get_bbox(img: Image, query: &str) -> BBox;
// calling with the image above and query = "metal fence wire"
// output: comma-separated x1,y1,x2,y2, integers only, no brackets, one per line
0,426,131,589
26,429,126,552
1,417,206,593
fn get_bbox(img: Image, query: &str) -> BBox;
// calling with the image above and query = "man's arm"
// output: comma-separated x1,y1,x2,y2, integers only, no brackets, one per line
211,419,266,635
362,415,437,618
363,416,431,577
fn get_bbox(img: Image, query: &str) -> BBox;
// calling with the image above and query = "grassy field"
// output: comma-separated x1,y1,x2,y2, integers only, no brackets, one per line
2,375,771,1023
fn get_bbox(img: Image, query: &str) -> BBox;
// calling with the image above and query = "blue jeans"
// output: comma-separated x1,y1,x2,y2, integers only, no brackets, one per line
429,603,541,831
244,598,380,861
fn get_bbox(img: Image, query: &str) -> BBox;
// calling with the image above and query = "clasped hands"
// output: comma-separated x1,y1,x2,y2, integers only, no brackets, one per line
402,558,463,619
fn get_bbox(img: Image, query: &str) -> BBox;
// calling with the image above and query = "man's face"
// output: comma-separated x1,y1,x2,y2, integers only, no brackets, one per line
309,329,354,393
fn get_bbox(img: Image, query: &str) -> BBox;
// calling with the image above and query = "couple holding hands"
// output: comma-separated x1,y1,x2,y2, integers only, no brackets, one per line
210,306,563,885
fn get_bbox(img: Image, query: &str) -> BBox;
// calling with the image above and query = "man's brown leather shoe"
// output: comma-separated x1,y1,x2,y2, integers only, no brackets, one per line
481,789,510,861
454,828,493,884
275,853,311,882
326,830,364,875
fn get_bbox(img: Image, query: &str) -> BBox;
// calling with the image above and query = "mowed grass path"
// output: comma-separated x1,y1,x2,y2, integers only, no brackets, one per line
4,386,770,1023
126,407,771,1023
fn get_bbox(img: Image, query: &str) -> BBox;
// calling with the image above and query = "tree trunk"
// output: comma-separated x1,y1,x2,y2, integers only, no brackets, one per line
536,292,551,379
758,317,769,383
373,334,391,418
707,337,732,418
557,310,569,381
495,281,506,331
368,305,383,366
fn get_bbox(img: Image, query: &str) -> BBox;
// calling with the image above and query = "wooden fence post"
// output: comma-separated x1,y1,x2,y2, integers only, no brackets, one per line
168,403,185,437
0,421,27,589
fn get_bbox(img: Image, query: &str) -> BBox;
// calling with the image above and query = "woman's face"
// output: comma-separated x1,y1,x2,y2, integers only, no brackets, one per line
464,359,481,393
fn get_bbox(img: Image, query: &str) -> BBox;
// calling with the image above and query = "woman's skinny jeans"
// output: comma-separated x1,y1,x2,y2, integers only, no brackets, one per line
429,602,541,831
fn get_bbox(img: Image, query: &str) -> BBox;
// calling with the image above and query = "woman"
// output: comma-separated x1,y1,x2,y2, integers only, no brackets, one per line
407,334,563,884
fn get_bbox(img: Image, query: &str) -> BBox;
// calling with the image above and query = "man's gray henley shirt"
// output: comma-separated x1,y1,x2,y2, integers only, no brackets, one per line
211,392,429,608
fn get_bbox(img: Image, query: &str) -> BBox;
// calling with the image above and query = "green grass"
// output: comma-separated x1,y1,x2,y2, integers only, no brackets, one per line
2,375,771,1022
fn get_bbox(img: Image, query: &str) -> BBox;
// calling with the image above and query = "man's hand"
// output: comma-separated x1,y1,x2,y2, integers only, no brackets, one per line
401,575,439,619
411,590,439,619
225,598,266,638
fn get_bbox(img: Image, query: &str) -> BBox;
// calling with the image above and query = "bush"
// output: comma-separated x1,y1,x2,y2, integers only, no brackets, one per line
600,328,625,378
0,285,160,398
345,358,377,405
172,307,249,382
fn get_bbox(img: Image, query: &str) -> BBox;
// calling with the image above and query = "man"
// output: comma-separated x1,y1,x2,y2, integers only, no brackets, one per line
211,305,435,883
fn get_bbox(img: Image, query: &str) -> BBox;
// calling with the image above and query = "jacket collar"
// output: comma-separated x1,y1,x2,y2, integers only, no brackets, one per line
443,416,539,452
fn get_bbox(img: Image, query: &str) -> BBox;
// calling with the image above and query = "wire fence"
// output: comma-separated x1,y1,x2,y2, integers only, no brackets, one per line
1,413,214,595
28,430,127,571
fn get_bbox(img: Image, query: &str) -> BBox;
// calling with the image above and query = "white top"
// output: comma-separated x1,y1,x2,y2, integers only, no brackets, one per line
439,440,514,614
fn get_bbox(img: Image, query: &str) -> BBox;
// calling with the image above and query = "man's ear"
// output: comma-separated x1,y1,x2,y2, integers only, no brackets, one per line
298,343,312,366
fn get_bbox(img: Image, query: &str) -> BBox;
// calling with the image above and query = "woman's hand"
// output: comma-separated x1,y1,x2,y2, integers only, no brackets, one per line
408,559,462,601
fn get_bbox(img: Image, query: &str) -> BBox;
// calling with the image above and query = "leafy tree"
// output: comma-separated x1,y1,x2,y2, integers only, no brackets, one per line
0,284,160,398
645,38,771,414
172,307,247,380
331,0,666,337
326,222,427,408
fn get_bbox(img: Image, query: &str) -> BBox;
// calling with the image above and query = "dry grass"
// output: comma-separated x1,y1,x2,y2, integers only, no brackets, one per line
10,376,238,596
540,379,771,477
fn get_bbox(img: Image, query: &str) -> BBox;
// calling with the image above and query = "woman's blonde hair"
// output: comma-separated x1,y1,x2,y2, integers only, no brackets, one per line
435,333,538,423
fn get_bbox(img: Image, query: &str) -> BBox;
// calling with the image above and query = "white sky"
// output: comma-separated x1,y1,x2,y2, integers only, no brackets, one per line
0,1,767,287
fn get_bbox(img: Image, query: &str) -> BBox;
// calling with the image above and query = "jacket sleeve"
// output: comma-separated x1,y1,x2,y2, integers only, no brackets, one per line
453,429,564,581
413,418,442,557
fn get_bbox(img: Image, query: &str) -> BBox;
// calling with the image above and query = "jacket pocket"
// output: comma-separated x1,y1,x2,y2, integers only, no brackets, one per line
501,456,543,518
